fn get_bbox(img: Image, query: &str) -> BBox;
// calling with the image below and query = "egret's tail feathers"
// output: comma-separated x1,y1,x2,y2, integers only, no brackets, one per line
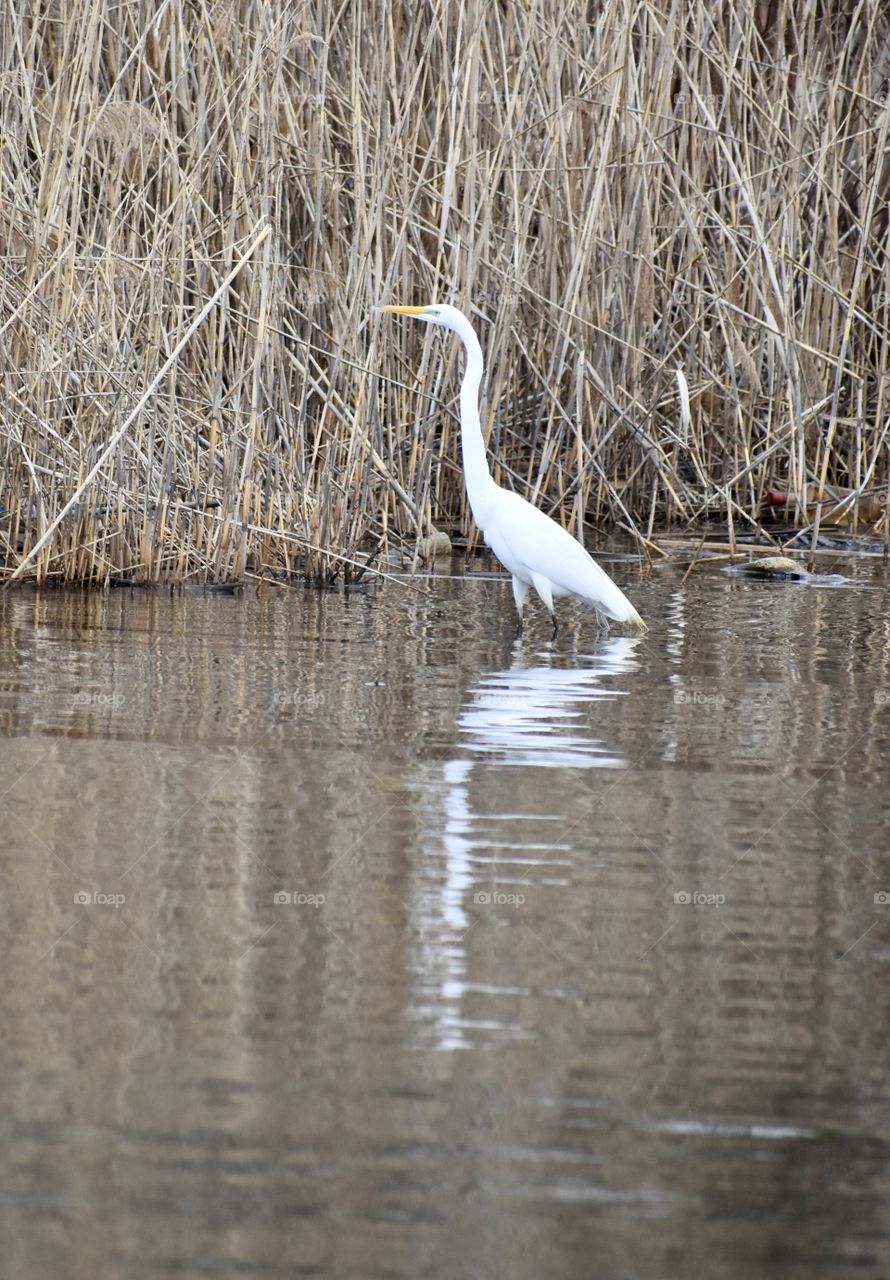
608,601,646,631
624,603,647,631
595,585,646,631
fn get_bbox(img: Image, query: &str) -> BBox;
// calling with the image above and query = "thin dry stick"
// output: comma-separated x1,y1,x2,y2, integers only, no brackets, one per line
0,244,74,341
680,533,708,586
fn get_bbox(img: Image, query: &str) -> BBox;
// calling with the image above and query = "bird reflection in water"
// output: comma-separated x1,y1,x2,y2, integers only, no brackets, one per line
458,635,639,769
415,635,641,1050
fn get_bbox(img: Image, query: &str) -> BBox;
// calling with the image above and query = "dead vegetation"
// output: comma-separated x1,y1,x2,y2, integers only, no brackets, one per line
1,0,889,584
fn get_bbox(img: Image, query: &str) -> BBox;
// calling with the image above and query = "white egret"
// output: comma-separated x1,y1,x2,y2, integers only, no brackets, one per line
379,304,645,633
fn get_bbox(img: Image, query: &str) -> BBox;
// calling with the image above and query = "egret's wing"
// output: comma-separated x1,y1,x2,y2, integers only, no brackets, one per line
484,491,641,624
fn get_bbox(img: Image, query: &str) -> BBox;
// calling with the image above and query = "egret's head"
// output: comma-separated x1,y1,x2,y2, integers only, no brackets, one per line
378,303,467,334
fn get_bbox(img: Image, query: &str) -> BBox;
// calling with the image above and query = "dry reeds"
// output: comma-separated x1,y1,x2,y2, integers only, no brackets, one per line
1,0,889,585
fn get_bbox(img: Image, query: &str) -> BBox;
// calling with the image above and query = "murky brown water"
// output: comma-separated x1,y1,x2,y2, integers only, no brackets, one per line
2,551,890,1278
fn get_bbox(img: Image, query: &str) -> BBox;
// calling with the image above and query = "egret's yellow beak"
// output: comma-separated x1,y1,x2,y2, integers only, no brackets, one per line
378,304,429,316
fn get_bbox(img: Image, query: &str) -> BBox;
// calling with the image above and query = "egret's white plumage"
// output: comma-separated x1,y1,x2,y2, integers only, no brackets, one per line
379,303,644,632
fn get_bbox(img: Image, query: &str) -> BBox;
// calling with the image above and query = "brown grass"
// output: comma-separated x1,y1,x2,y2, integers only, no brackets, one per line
1,0,889,585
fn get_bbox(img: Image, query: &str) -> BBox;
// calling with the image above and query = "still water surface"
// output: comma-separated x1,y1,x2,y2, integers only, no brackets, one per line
1,552,890,1278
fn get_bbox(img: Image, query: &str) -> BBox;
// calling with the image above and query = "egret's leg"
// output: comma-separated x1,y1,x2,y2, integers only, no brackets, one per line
511,576,529,626
531,573,558,635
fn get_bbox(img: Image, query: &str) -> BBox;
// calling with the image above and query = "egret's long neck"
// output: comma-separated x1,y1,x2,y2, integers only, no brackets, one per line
456,323,498,529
